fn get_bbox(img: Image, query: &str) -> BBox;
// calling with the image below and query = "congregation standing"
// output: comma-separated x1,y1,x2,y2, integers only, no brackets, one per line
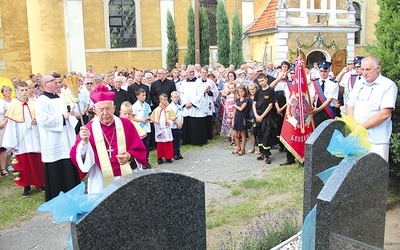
0,55,397,198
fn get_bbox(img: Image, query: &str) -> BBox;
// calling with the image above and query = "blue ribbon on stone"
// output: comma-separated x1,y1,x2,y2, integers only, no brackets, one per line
301,165,337,249
37,182,103,223
327,129,368,157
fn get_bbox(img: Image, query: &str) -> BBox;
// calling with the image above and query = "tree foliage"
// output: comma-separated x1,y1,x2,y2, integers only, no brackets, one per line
185,4,195,66
216,0,230,67
200,7,210,66
367,0,400,167
229,11,244,69
166,10,179,71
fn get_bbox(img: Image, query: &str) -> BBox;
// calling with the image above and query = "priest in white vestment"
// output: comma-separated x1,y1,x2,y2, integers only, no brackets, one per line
35,75,81,202
179,75,207,146
197,68,219,140
70,85,147,194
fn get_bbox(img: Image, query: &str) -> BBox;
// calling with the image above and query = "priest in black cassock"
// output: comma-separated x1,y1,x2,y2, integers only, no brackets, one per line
127,70,151,105
35,75,81,201
111,76,130,116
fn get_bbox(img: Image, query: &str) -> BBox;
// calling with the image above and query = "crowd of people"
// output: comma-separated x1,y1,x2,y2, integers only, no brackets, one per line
0,55,397,198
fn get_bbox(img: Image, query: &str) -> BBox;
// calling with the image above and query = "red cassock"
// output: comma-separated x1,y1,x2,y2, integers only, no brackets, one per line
15,153,44,188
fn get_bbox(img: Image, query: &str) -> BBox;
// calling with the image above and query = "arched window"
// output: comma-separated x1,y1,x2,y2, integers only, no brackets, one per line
354,2,362,45
199,0,217,46
109,0,136,48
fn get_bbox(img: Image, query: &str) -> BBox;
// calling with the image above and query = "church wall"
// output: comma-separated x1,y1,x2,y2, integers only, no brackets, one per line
354,0,379,57
83,0,191,73
26,0,67,76
86,50,163,73
248,34,276,63
287,32,348,61
174,0,190,65
253,0,266,18
82,0,106,49
0,1,32,79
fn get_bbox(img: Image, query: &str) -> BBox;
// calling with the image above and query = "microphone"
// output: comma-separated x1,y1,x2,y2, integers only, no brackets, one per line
67,105,71,113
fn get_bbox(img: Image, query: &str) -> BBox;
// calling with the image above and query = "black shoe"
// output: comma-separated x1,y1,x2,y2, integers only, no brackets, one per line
298,162,304,168
22,186,31,198
177,153,183,159
265,157,272,164
166,159,172,163
157,158,163,164
257,155,265,161
174,155,180,160
142,165,151,169
279,161,295,166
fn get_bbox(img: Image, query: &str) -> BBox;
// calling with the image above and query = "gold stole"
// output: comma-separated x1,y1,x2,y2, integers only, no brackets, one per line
92,117,132,188
6,100,36,122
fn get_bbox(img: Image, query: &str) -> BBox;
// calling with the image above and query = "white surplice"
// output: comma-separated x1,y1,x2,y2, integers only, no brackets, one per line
2,104,41,155
35,94,77,162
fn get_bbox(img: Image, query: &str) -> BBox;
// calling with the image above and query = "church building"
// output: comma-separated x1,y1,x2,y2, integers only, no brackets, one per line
0,0,378,78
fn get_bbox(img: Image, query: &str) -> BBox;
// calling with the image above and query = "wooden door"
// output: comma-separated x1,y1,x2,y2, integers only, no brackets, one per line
331,50,346,77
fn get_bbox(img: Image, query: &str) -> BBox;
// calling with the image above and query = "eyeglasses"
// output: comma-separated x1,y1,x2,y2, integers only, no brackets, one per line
86,82,93,85
257,70,263,73
96,106,114,113
45,79,56,83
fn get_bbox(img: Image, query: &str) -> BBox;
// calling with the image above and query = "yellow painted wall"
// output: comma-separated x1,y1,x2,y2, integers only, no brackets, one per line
249,34,275,63
86,50,162,73
26,0,67,75
0,0,31,79
82,0,105,49
83,0,185,73
141,1,161,47
253,0,266,18
354,0,379,56
288,32,348,58
174,0,190,65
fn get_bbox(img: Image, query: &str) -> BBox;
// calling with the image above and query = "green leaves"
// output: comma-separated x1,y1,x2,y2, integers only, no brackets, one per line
166,10,179,71
185,5,196,65
217,0,230,67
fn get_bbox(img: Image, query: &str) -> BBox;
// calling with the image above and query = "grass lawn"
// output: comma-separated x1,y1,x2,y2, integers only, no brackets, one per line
0,136,224,230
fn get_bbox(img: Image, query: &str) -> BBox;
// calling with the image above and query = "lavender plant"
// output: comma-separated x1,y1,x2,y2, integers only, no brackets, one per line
218,209,300,250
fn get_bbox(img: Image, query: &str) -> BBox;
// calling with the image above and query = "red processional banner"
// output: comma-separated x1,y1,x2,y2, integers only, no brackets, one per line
280,59,314,163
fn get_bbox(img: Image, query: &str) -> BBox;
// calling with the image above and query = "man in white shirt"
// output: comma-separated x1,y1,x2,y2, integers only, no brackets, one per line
346,56,398,161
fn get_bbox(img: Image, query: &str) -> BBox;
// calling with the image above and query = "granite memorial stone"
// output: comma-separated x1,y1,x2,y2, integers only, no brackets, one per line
303,119,345,220
71,170,206,249
316,153,389,249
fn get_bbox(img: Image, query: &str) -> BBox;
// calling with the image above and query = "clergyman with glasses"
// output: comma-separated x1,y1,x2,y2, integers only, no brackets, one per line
70,85,148,194
35,75,81,201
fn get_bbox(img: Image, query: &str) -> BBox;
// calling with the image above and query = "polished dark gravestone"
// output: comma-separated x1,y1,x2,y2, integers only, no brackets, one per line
303,119,346,220
71,170,206,250
316,153,389,249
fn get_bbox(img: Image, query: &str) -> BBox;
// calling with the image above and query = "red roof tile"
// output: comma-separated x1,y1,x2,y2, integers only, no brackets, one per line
245,0,278,34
